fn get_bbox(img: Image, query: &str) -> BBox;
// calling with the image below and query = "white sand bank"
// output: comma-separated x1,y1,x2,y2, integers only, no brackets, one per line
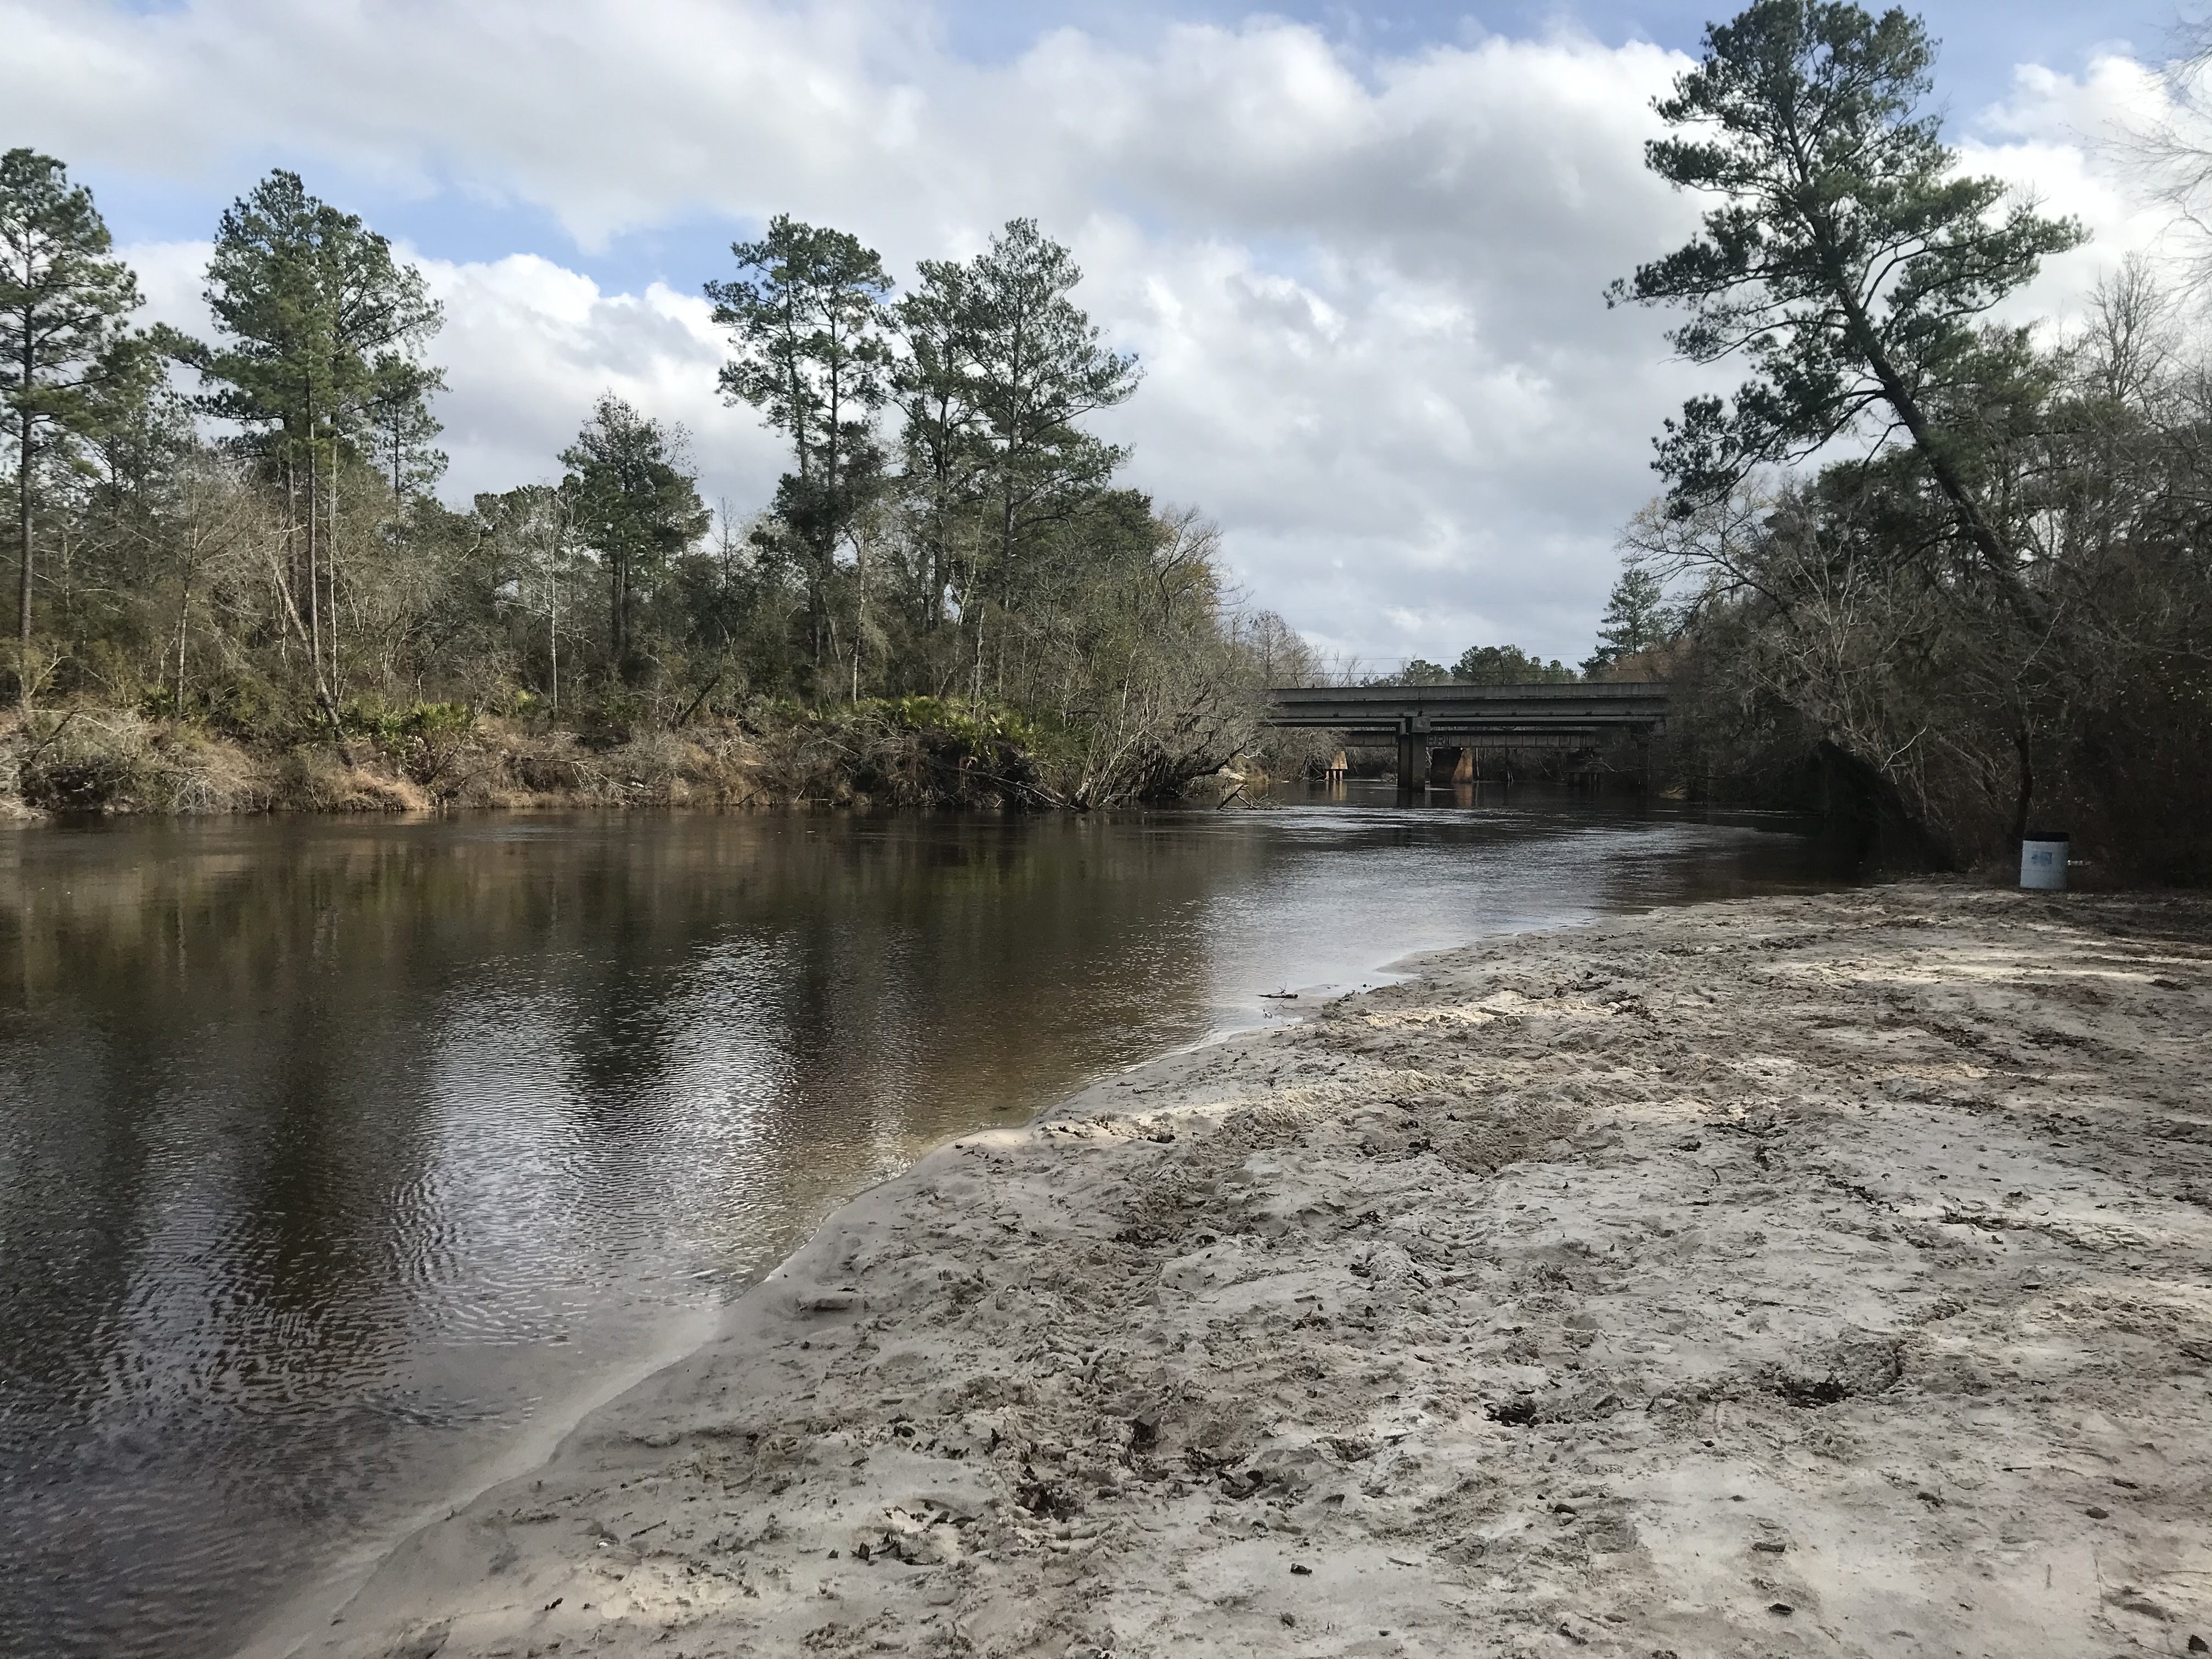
266,882,2212,1658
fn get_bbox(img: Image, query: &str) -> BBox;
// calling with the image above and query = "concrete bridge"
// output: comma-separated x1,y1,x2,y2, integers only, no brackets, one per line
1261,681,1669,789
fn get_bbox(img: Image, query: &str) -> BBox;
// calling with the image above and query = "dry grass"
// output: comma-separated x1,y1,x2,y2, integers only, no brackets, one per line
12,711,278,814
1,709,774,817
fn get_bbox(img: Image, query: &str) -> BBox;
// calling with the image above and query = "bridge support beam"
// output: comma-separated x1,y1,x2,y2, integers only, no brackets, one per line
1395,732,1422,793
1393,713,1435,793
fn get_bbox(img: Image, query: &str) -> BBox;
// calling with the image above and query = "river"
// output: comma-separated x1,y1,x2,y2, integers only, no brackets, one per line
0,789,1841,1657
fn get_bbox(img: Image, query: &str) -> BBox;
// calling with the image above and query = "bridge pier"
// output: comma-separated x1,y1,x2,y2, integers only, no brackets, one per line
1427,746,1474,786
1393,713,1432,794
1395,731,1422,794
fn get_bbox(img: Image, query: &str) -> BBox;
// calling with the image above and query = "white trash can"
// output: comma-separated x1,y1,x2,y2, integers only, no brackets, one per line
2019,830,2069,891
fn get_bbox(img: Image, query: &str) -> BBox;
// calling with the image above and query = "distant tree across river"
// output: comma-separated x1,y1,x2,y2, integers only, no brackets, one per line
1381,646,1578,686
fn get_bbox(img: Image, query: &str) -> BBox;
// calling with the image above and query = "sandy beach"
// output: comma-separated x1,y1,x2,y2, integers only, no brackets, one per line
261,880,2212,1659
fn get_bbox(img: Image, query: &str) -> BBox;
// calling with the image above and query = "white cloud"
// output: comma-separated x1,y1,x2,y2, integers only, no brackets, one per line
1962,52,2182,326
410,258,783,512
125,240,787,512
9,1,2186,661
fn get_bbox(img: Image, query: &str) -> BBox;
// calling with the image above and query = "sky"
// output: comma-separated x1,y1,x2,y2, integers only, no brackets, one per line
1,0,2195,665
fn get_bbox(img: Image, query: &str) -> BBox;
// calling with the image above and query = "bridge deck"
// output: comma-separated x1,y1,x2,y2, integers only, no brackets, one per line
1262,681,1668,737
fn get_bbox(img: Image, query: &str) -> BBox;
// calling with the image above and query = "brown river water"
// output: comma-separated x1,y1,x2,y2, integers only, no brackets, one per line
0,788,1845,1657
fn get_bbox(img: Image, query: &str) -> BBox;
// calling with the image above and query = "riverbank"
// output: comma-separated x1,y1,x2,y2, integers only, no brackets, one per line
1,700,1087,818
264,881,2211,1659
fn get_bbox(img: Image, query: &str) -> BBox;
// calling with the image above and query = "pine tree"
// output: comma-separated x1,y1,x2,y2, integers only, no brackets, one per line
893,257,986,632
560,394,709,680
1610,0,2080,580
0,149,153,698
366,352,448,500
957,220,1139,601
707,217,893,669
196,170,442,473
191,170,443,707
1582,563,1674,678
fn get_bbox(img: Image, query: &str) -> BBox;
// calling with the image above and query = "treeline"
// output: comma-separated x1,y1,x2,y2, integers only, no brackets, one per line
1611,0,2212,882
0,157,1320,810
1387,578,1676,687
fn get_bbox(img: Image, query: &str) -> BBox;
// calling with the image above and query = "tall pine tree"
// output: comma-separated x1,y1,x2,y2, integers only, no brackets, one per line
707,218,893,670
193,170,443,695
0,149,153,698
957,219,1139,602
